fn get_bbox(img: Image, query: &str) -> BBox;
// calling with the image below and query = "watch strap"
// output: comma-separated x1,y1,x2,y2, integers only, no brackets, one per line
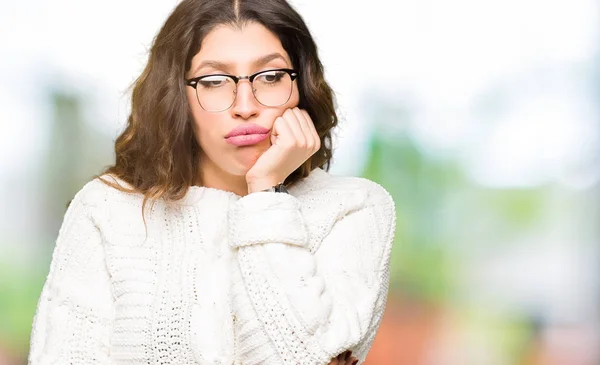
261,183,289,193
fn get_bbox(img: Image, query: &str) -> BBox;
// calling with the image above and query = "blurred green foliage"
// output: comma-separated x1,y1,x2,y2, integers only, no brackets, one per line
0,252,48,357
361,126,548,305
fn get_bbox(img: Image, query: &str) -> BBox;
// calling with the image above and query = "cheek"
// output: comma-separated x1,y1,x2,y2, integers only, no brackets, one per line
192,107,214,151
186,86,200,114
188,94,215,147
192,115,217,147
289,84,300,107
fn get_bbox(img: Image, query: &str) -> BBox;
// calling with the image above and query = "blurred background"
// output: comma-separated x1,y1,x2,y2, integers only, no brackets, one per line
1,0,599,364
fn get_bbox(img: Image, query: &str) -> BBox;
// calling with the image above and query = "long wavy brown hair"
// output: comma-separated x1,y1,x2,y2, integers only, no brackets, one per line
97,0,338,214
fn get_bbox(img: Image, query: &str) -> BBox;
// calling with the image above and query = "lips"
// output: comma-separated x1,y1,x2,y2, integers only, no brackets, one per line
225,123,270,147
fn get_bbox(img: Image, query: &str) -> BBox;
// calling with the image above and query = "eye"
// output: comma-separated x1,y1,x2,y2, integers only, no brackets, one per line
255,70,286,84
198,75,231,88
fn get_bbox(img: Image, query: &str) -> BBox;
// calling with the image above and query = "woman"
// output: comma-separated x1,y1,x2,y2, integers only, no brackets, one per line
28,0,396,364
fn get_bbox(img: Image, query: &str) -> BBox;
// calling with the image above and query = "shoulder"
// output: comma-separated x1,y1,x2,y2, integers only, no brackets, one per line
64,174,165,243
67,174,150,225
292,167,395,211
68,177,110,209
70,174,141,207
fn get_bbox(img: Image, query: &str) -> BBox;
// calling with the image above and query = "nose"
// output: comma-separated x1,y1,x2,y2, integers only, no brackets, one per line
230,80,259,119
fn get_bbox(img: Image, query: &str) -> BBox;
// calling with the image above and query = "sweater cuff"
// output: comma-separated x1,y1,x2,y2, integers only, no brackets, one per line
228,192,309,249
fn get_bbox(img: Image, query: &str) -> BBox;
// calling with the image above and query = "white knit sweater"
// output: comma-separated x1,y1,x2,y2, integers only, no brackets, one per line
28,167,396,365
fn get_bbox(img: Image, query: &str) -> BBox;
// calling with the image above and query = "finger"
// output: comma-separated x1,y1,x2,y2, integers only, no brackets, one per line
293,108,315,150
282,108,307,148
344,351,358,365
270,118,279,145
300,109,320,151
344,351,353,364
292,107,311,136
300,108,317,135
272,116,295,147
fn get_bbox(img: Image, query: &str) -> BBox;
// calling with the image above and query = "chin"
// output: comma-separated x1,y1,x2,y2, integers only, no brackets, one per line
233,146,265,170
221,158,256,177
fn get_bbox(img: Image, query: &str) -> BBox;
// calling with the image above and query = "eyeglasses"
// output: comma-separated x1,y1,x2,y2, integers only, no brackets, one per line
185,68,298,112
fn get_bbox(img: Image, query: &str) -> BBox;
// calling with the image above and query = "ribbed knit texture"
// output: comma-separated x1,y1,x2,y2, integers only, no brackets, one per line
28,168,396,365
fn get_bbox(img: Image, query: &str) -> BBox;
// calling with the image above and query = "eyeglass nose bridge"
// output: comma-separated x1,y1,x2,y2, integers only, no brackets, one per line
231,75,259,98
231,75,256,95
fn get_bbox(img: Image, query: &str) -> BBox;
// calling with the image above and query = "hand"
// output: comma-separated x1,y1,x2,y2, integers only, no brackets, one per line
327,350,359,365
246,107,320,193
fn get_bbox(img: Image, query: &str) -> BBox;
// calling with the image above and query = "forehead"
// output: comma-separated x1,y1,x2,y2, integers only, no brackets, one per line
190,22,292,70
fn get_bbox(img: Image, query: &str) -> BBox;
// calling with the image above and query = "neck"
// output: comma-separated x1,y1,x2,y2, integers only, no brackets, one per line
197,155,249,197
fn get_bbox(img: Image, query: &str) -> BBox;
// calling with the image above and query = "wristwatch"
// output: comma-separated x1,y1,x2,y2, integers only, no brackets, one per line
261,182,289,193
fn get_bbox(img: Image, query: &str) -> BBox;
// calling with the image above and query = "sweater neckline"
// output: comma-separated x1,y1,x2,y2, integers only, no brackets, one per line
177,185,240,205
175,167,329,205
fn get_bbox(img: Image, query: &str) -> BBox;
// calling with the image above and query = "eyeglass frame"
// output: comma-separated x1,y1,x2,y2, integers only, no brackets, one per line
185,68,298,112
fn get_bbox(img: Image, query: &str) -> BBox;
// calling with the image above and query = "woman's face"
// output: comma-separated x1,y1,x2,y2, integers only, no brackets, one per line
186,22,300,178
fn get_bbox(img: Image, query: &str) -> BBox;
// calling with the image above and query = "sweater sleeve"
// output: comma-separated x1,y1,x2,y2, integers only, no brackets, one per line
229,182,396,365
28,183,115,365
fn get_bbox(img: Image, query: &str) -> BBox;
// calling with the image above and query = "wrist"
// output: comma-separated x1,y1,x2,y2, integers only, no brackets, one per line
247,177,282,193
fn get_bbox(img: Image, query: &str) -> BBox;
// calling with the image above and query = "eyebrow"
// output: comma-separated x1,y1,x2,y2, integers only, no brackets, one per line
192,52,289,75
